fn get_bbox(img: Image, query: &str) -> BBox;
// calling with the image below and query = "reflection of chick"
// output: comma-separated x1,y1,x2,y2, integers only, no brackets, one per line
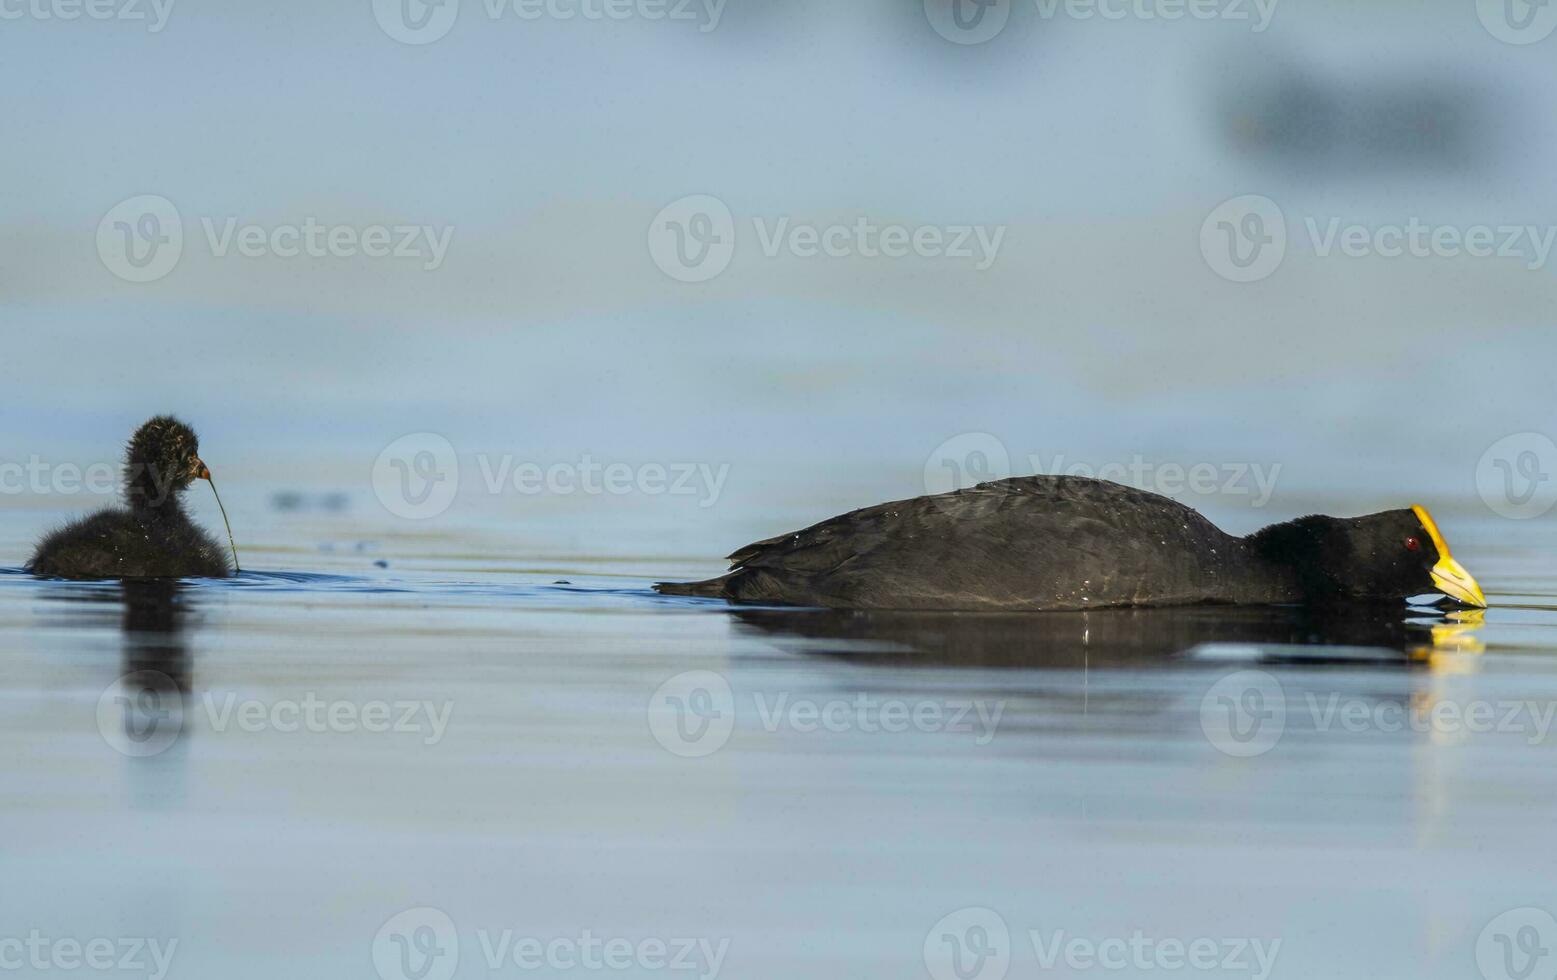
29,417,232,579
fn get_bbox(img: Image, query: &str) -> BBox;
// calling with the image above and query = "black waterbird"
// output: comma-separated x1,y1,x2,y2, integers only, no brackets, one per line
28,416,239,580
655,476,1487,611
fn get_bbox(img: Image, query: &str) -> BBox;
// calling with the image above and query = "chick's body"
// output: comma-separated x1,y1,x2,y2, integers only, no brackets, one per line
27,416,233,580
29,507,231,579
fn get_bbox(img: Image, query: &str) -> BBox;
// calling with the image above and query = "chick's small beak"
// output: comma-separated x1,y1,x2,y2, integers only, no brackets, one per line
194,458,211,481
1431,555,1487,608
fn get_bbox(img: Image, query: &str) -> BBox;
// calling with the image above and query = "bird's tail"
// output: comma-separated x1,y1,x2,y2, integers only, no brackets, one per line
652,574,734,599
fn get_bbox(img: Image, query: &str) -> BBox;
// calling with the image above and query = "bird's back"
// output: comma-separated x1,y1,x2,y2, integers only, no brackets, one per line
28,508,231,580
671,476,1247,610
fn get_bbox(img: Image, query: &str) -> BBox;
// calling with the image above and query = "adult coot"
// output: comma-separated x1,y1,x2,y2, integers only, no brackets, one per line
28,416,234,580
655,476,1486,611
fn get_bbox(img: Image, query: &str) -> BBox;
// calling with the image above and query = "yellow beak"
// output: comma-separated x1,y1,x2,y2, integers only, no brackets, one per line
1430,554,1487,608
1413,505,1488,608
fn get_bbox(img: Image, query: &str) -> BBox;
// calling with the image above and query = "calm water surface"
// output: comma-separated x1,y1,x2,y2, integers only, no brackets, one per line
3,485,1556,980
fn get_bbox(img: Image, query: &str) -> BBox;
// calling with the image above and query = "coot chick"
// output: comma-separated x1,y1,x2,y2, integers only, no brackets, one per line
28,416,233,580
655,476,1486,611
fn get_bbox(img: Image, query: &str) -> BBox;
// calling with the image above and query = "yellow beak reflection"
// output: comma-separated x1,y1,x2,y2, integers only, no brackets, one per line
1412,505,1488,608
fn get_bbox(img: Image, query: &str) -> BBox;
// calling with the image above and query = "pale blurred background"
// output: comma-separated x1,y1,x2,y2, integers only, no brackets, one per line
2,0,1554,553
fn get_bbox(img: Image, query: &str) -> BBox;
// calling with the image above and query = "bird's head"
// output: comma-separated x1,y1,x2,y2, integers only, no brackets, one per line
1252,506,1486,607
124,415,210,510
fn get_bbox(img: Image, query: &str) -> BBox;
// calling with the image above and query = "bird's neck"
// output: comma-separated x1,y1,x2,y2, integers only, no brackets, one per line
1237,516,1340,603
124,464,187,521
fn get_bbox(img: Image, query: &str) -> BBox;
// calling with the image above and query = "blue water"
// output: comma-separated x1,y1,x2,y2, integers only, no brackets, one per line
2,482,1556,980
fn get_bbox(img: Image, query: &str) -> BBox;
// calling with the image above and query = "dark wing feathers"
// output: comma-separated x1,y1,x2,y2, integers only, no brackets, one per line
662,476,1239,610
725,476,1048,574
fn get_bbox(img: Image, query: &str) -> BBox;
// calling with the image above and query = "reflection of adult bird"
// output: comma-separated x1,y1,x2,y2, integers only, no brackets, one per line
726,605,1477,670
659,476,1486,611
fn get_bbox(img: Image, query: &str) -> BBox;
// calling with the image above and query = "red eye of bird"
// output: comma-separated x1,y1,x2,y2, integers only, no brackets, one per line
1405,536,1421,552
